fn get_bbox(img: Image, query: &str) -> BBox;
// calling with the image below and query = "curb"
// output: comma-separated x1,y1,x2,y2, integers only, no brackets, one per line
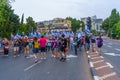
88,54,99,80
87,52,120,80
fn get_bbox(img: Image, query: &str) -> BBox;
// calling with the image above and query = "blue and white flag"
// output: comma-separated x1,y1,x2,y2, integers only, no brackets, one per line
85,25,90,34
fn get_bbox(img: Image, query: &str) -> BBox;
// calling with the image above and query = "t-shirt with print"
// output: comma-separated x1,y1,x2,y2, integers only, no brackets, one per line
39,38,47,48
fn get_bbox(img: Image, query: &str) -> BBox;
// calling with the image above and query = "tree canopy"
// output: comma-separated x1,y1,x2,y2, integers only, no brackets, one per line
102,8,120,39
66,17,84,32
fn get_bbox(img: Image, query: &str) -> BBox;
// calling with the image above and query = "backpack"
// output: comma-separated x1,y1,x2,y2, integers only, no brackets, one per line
33,41,39,48
80,38,84,44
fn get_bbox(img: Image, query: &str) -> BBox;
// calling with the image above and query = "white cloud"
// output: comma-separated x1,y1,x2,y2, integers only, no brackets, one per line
11,0,120,22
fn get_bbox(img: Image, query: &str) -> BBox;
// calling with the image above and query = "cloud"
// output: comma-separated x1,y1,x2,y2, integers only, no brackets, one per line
11,0,120,21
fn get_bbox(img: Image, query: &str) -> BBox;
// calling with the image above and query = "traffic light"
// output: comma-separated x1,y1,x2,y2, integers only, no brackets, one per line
87,17,92,30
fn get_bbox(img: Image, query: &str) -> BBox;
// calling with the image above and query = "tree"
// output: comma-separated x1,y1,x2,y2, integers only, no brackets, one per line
0,0,19,38
102,18,109,31
66,17,83,32
113,21,120,38
26,17,37,33
102,8,120,38
0,2,20,38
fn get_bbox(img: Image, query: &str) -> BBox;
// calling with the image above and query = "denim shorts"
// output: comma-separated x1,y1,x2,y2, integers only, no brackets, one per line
33,48,39,54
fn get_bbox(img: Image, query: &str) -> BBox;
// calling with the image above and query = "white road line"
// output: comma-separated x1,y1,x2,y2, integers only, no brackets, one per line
107,45,112,48
106,62,114,68
96,51,98,53
89,62,94,67
100,56,104,58
103,43,106,46
115,48,120,51
93,76,99,80
88,55,90,58
24,61,41,71
108,43,112,45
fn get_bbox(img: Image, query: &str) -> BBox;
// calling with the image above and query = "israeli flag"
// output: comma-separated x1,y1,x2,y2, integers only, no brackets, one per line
85,25,90,34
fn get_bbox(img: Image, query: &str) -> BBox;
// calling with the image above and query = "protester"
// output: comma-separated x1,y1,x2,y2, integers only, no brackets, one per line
60,34,68,62
73,33,78,55
46,39,51,52
85,34,90,53
91,34,96,52
13,38,20,57
3,38,9,56
39,35,47,59
51,35,55,57
97,35,103,56
53,36,59,58
23,37,29,57
70,35,74,51
79,35,85,51
32,37,39,63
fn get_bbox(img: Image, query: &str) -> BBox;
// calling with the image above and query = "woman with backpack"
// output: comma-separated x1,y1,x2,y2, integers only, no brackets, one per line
32,37,39,63
97,35,103,56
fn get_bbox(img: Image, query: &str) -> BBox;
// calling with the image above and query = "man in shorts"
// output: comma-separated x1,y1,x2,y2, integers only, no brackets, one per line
39,35,47,59
60,34,68,62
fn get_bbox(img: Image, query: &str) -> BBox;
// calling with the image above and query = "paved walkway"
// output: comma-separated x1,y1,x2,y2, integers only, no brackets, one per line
87,52,120,80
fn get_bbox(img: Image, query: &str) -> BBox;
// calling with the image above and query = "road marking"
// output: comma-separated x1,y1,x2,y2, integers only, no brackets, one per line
96,51,98,53
67,55,77,58
100,56,104,58
24,61,41,71
93,76,99,80
115,48,120,51
106,62,114,68
104,53,120,57
90,54,98,57
26,55,34,59
99,72,116,80
91,57,101,60
95,65,109,70
108,43,112,45
88,55,90,58
89,62,94,67
92,60,104,64
107,45,112,48
104,53,115,56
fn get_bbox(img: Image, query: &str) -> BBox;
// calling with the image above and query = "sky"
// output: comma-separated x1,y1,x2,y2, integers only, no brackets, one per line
11,0,120,22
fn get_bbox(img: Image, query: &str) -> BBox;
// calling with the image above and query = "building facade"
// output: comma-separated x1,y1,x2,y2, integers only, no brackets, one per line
37,18,71,32
81,15,103,31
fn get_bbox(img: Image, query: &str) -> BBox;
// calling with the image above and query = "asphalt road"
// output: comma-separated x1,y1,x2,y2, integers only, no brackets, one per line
0,49,92,80
101,37,120,77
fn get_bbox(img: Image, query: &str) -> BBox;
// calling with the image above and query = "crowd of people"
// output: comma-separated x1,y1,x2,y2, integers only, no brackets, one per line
0,31,103,63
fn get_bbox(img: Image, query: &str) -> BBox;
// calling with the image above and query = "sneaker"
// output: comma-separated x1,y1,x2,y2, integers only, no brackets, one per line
86,51,89,54
25,56,27,58
62,58,66,62
60,58,64,61
5,55,8,57
35,59,38,63
41,58,43,60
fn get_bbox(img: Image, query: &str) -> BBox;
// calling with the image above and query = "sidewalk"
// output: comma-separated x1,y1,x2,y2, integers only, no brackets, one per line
87,51,120,80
